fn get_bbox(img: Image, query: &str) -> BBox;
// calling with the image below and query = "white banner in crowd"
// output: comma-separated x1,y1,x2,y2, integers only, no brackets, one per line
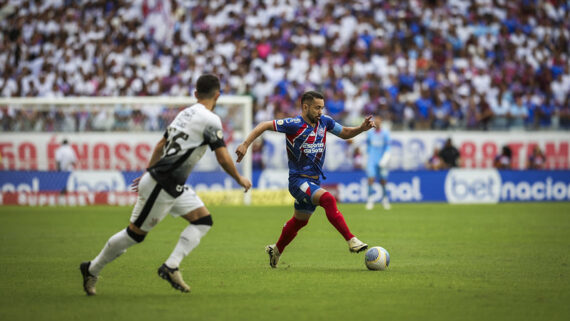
0,131,568,170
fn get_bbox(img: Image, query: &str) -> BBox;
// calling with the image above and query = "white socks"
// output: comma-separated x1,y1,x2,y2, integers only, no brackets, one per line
165,224,211,269
89,229,138,276
88,221,211,276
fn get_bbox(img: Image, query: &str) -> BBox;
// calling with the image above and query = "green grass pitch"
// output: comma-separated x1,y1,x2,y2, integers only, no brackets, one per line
0,202,569,321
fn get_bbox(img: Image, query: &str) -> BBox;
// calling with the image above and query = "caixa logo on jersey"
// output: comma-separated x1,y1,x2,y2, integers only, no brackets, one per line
66,171,127,192
444,169,501,204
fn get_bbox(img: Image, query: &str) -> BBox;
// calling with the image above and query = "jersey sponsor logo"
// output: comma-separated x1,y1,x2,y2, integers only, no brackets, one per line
285,118,300,123
301,142,324,154
171,108,196,129
309,131,316,137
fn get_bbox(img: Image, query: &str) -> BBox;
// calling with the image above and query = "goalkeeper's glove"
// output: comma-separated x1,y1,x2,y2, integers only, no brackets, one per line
378,151,391,168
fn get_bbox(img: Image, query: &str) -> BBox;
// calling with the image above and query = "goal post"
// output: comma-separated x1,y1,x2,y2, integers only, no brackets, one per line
0,96,253,205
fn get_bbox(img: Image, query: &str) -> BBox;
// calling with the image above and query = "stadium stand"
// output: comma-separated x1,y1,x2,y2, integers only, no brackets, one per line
0,0,569,131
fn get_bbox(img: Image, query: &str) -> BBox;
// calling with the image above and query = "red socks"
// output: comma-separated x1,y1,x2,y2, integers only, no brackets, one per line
275,192,353,253
276,216,308,253
319,192,354,241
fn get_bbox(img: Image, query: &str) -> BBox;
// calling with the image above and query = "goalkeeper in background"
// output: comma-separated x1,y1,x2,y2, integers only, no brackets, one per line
365,115,391,210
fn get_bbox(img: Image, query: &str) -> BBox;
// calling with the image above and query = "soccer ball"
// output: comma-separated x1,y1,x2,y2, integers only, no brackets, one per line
364,246,390,270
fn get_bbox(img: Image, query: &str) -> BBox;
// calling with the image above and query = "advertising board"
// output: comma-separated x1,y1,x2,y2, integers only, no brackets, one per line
1,169,568,205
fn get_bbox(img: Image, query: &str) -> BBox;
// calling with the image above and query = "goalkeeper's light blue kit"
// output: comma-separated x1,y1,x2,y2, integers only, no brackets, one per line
366,128,391,180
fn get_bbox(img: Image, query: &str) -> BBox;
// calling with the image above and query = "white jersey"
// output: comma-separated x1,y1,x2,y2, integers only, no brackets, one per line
148,103,225,197
55,144,77,171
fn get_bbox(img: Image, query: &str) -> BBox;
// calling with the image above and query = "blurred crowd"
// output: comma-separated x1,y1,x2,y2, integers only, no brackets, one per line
425,138,548,170
1,0,569,133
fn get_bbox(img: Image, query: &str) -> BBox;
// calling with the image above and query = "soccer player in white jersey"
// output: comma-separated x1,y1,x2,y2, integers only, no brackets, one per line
365,115,391,210
55,139,77,171
80,74,251,295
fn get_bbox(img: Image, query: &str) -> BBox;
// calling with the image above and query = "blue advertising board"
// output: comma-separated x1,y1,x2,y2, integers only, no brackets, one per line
1,169,569,203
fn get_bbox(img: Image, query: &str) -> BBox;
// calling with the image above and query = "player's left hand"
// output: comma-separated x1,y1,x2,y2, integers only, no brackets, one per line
361,115,376,130
238,175,252,193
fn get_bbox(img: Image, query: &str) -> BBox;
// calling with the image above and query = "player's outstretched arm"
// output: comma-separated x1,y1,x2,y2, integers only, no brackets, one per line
337,115,375,139
235,121,274,163
147,137,167,168
215,146,252,192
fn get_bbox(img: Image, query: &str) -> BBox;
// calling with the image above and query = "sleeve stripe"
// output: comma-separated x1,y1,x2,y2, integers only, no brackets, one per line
272,120,277,131
331,122,343,136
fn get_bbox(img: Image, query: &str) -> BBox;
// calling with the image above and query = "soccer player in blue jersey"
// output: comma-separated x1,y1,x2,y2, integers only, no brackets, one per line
235,91,375,268
365,115,391,210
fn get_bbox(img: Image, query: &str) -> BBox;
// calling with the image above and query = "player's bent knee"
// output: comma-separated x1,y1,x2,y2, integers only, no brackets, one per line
190,214,213,226
319,191,336,206
126,226,146,243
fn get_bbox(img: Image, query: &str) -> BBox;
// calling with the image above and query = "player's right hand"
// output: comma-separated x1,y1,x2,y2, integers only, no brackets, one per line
362,115,375,130
130,175,142,193
239,176,252,192
235,143,248,163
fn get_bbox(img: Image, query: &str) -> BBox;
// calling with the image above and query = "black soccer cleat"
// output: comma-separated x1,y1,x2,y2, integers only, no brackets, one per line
79,261,98,296
157,264,190,293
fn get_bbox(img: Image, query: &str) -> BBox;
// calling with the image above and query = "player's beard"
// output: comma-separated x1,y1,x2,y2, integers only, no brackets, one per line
310,113,320,124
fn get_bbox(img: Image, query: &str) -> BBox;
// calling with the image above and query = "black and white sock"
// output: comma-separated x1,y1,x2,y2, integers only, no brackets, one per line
165,215,212,269
89,228,140,276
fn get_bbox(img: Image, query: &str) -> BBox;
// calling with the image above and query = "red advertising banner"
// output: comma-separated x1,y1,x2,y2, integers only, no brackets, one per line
0,191,138,206
0,132,568,171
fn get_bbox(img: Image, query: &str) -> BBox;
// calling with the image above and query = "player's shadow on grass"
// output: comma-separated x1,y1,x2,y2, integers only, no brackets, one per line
277,263,383,273
72,292,197,300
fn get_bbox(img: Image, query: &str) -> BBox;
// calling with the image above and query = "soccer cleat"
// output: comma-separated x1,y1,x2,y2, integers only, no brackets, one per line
365,200,374,210
79,261,98,296
382,198,391,210
158,264,190,293
348,237,368,253
265,244,280,268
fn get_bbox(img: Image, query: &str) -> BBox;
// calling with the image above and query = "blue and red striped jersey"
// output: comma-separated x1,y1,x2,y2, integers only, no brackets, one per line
273,115,342,178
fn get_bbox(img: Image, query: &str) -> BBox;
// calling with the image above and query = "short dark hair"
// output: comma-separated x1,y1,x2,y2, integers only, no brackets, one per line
301,90,324,105
196,74,221,99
